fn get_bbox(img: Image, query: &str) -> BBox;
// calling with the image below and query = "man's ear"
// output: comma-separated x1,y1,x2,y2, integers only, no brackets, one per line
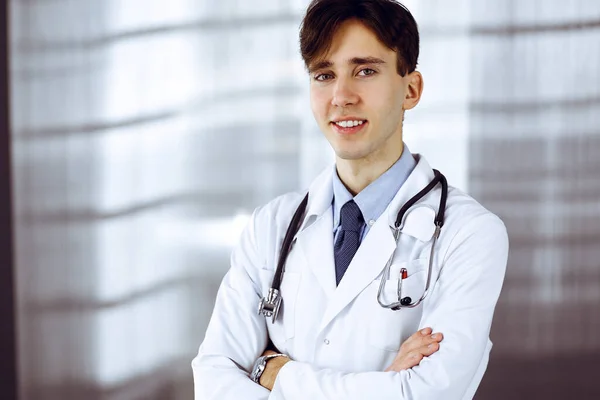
403,71,424,111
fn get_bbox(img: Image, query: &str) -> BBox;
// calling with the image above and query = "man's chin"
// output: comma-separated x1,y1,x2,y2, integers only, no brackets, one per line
333,148,369,162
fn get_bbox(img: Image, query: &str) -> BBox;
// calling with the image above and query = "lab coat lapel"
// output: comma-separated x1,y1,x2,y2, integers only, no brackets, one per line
294,166,337,297
296,212,337,297
319,216,396,332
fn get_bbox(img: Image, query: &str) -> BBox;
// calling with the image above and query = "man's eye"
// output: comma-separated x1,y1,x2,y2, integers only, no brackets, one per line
315,73,333,81
358,68,376,76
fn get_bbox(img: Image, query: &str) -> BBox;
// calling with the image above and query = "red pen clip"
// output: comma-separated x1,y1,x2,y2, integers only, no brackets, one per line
397,268,408,302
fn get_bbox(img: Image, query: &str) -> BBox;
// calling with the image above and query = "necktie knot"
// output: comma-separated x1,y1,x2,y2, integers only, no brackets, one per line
339,200,364,233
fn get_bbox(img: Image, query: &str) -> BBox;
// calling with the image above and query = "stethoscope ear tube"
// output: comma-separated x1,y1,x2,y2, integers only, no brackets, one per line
435,171,448,228
258,193,308,322
271,194,309,290
395,169,445,229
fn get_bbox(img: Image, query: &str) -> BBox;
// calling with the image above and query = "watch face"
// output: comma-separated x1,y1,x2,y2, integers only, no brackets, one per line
251,358,266,382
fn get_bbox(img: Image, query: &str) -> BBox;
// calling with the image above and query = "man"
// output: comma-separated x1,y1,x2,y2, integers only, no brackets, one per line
192,1,509,399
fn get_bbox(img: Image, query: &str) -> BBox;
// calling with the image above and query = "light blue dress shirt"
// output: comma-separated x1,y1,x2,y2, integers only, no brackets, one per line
332,144,417,244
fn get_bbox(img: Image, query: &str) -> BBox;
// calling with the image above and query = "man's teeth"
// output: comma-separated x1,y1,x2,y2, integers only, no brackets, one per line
335,120,364,128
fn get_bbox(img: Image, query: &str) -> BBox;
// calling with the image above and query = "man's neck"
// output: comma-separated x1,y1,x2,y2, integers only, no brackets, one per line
336,143,404,196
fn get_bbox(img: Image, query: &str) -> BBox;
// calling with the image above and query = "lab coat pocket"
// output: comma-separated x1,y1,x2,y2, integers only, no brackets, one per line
258,269,301,343
368,261,427,352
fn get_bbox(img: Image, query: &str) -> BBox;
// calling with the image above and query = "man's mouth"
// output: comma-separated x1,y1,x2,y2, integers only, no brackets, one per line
332,119,366,128
330,119,368,134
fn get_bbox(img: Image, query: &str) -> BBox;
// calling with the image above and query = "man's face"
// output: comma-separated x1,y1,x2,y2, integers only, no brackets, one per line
309,20,418,164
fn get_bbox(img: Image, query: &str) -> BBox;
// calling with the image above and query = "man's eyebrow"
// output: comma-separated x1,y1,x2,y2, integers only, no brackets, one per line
308,60,333,73
349,56,386,66
308,57,386,73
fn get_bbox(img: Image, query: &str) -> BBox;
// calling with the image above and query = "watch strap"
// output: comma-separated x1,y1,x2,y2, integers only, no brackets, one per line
264,353,286,362
251,353,287,383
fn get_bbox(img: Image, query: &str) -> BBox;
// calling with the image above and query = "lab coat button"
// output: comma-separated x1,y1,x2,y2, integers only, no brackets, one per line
324,339,330,345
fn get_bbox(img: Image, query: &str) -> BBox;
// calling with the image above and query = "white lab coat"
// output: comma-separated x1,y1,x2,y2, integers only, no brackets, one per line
192,154,509,400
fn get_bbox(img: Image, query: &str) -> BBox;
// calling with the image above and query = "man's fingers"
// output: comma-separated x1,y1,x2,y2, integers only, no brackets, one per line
420,327,432,336
403,342,441,369
400,328,432,351
386,331,444,372
420,341,440,356
407,338,441,361
396,342,442,370
430,332,443,342
400,329,443,354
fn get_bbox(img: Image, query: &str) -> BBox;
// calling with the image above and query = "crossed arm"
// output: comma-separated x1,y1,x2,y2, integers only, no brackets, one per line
192,212,508,399
258,327,444,390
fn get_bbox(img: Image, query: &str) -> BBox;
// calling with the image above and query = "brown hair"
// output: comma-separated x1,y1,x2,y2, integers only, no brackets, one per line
299,0,420,77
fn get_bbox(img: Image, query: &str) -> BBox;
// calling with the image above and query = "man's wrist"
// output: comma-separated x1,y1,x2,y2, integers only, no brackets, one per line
257,353,291,390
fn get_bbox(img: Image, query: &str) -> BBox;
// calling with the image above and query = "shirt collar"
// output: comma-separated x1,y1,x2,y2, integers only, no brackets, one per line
332,144,417,229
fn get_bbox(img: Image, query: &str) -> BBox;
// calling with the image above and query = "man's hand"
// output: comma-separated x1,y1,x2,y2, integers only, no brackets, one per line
258,350,291,391
385,327,444,372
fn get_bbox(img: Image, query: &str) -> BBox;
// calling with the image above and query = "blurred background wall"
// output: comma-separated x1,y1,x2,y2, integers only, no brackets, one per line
6,0,600,399
468,1,600,398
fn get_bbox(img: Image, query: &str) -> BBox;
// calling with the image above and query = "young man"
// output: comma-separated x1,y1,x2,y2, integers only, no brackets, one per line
192,1,508,399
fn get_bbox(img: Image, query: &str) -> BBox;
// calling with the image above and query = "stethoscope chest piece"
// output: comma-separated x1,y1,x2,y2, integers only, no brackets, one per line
258,288,282,323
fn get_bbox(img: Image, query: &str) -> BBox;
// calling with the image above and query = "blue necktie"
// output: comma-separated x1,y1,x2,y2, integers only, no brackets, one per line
334,200,364,286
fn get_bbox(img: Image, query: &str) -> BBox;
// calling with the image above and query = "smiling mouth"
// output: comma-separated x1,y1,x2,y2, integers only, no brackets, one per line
330,119,368,135
331,119,367,128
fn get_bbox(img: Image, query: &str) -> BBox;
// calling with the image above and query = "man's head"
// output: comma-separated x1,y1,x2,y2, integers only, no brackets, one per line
299,0,423,166
300,0,420,78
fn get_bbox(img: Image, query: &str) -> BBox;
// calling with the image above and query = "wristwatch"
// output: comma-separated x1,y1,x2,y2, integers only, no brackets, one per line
250,353,287,383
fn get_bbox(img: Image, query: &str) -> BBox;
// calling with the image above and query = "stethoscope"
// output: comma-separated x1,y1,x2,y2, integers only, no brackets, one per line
258,169,448,323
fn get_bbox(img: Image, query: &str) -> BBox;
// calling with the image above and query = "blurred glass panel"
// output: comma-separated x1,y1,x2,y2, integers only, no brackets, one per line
10,0,314,399
468,0,600,398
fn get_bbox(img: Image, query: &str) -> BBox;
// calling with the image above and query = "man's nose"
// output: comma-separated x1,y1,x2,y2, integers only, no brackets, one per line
331,78,359,108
